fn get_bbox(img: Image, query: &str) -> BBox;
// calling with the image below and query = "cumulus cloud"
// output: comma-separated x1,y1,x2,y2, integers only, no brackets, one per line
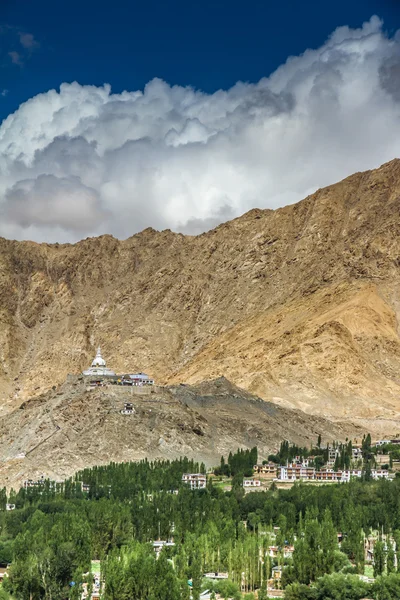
0,15,400,242
2,175,107,232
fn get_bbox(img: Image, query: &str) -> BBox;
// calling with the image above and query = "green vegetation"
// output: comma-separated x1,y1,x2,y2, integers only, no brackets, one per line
1,447,400,598
214,447,257,477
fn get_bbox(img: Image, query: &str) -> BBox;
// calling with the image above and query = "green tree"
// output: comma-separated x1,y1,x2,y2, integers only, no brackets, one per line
374,540,385,578
387,543,395,574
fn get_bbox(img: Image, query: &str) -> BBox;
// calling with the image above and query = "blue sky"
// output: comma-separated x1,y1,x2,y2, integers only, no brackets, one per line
1,0,400,122
1,0,400,242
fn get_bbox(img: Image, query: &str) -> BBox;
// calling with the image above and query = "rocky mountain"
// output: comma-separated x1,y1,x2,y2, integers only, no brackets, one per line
1,159,400,433
0,377,361,488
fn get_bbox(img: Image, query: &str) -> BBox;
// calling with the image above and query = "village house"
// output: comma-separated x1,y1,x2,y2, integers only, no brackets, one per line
23,475,45,488
122,373,155,386
276,466,374,483
203,572,229,580
338,470,363,482
271,566,283,584
152,540,175,557
268,546,279,558
293,456,311,467
364,532,397,568
371,469,390,480
267,543,293,558
121,402,135,415
278,464,315,481
315,469,363,482
253,463,277,476
5,503,15,511
327,447,339,466
315,469,339,482
182,473,207,489
199,592,213,600
284,545,295,558
243,479,261,488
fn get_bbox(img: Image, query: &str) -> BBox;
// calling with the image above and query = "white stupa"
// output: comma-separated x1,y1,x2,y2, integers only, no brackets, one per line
82,346,116,377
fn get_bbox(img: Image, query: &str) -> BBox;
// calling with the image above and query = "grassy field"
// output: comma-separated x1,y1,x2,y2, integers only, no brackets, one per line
364,564,374,578
91,560,101,575
210,477,232,491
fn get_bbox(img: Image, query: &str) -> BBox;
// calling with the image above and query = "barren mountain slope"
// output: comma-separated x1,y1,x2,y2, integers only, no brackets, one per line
0,377,361,488
0,159,400,422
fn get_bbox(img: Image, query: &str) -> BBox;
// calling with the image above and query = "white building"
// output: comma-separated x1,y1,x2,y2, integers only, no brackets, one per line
339,470,362,482
82,347,116,377
278,465,315,481
371,469,389,480
23,475,45,488
243,479,261,488
152,540,175,557
126,373,155,386
121,402,135,415
182,473,206,489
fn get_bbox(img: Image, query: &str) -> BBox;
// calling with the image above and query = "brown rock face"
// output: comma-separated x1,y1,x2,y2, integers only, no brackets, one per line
1,159,400,429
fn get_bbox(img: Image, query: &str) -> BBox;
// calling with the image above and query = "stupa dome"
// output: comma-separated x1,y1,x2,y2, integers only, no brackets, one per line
92,347,106,367
82,346,116,377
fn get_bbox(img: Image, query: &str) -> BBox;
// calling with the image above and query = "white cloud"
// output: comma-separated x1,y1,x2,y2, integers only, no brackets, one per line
2,174,107,232
0,15,399,242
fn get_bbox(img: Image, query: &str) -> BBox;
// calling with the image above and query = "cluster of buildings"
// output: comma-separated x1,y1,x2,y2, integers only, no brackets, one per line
183,453,391,493
277,464,389,482
251,447,392,485
23,475,46,489
375,439,400,447
83,347,154,386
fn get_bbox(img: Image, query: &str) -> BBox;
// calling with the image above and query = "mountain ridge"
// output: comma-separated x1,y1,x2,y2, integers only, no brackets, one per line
0,159,400,431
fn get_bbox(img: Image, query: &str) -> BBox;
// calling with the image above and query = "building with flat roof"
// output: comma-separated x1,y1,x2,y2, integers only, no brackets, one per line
125,373,154,386
243,479,261,488
182,473,206,489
